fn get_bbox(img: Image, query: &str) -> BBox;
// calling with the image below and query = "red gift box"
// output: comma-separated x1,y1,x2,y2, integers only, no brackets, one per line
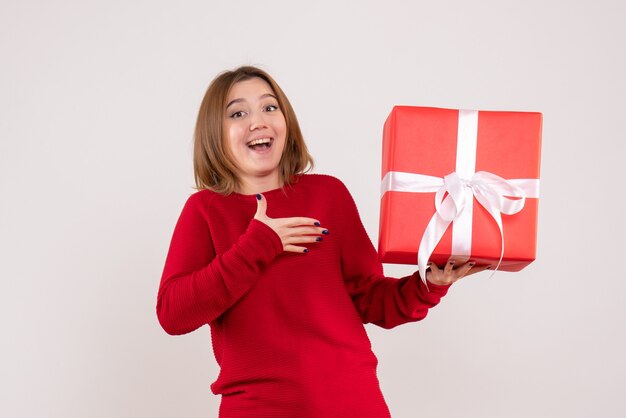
378,106,542,278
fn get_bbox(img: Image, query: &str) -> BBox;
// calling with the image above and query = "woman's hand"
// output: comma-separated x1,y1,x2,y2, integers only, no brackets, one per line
426,259,489,286
254,193,327,253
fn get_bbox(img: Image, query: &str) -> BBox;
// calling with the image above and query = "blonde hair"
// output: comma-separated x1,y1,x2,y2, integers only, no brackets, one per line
193,66,314,194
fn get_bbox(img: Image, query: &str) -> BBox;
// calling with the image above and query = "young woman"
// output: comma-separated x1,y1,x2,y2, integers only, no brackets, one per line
156,66,484,417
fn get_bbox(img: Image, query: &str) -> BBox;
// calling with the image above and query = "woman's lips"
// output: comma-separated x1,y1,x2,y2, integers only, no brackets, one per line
247,137,274,151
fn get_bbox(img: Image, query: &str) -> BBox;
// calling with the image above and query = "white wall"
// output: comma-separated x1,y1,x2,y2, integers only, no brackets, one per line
2,0,625,417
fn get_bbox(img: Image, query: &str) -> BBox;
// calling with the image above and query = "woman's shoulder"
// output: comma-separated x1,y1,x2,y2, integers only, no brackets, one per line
181,188,221,212
188,187,219,200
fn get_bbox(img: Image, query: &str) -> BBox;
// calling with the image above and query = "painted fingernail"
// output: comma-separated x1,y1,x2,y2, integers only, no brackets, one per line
256,194,262,200
314,221,321,226
316,237,323,242
303,248,309,253
322,230,330,235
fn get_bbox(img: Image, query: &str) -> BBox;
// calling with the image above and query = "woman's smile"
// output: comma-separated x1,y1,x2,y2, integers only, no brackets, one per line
246,136,274,151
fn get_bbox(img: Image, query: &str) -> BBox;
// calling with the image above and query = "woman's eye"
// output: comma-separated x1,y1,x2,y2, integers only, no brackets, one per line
230,110,246,119
264,104,278,112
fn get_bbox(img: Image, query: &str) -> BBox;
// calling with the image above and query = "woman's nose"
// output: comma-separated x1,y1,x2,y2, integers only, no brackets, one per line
249,111,267,131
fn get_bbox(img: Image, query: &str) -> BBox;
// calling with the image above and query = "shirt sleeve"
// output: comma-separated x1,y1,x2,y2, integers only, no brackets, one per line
336,179,451,329
156,193,283,335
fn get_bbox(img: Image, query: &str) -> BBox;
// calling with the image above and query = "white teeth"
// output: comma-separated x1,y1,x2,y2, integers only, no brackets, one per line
247,138,272,146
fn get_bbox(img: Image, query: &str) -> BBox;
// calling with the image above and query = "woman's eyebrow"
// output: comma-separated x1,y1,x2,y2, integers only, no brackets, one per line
226,93,277,110
226,98,244,109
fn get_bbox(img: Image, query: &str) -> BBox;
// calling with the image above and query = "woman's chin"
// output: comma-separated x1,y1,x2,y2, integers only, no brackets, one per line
239,165,281,180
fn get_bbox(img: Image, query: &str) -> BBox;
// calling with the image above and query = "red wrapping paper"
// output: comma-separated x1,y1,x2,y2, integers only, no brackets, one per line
378,106,542,270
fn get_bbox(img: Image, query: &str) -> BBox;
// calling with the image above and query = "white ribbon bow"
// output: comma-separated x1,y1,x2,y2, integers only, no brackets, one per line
380,170,540,285
419,171,534,284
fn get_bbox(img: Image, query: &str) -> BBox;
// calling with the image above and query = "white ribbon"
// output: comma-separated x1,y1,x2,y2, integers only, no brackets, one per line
380,110,540,285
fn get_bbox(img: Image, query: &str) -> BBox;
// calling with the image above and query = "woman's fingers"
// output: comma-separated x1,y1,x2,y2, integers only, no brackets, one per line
281,225,327,237
267,221,326,238
254,194,320,227
282,217,323,227
454,260,476,278
444,258,455,275
426,259,488,286
254,193,267,220
284,244,311,253
279,225,326,250
283,234,324,245
253,194,326,253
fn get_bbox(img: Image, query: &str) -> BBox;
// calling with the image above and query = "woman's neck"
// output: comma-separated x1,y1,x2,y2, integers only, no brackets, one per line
236,174,283,195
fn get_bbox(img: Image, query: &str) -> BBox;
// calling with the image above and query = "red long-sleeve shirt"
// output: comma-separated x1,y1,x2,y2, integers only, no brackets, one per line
157,174,449,418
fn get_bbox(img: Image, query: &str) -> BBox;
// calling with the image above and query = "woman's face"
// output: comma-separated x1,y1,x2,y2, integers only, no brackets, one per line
224,77,287,190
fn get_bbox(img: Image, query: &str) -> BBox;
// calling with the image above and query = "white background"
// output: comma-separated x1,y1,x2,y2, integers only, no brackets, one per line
2,0,625,417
